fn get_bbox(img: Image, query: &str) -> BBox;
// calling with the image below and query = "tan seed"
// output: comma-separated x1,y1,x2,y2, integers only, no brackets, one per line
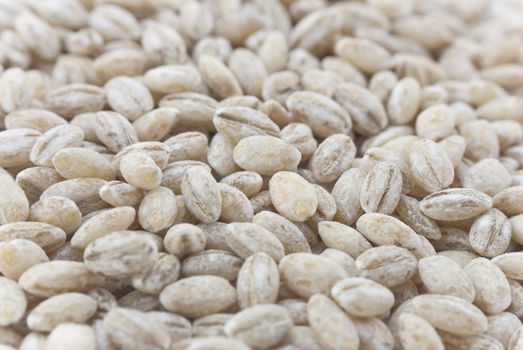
83,231,157,278
465,258,512,314
418,255,475,302
0,128,41,168
44,83,106,119
27,293,96,332
335,37,391,74
192,314,232,338
236,252,280,309
43,323,96,350
94,111,138,153
159,276,236,318
218,183,253,223
213,106,280,144
331,277,394,317
388,77,422,125
0,169,29,224
181,249,242,281
164,224,206,259
356,245,417,288
226,222,285,262
71,206,135,249
30,125,84,167
360,161,403,214
287,91,352,138
15,166,63,204
0,239,48,281
356,213,421,252
165,131,208,163
18,261,96,297
318,221,371,258
279,253,346,298
493,252,523,280
0,221,66,253
409,139,455,193
144,64,202,94
307,293,359,350
29,196,82,236
105,76,153,121
233,136,301,176
98,181,144,208
252,211,311,254
0,277,26,326
132,253,181,295
103,307,170,350
469,209,511,258
493,186,523,216
419,188,493,221
138,187,178,233
463,158,512,197
220,171,263,198
412,294,488,336
198,55,242,99
332,169,365,225
396,195,442,240
52,147,115,181
399,313,444,350
146,311,191,344
310,134,356,183
120,152,163,191
181,166,222,223
334,82,388,136
112,142,170,174
269,171,318,222
224,305,292,349
134,108,179,142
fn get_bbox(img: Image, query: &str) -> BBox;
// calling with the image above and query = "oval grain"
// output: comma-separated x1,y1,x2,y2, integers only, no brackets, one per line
279,253,346,299
420,188,493,221
307,294,359,350
159,276,236,318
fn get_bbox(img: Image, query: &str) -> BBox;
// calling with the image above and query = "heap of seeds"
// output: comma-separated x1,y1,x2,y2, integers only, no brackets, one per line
0,0,523,349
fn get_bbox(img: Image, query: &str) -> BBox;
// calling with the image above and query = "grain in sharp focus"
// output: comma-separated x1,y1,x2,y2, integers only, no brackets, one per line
138,187,177,233
287,91,353,139
233,136,302,176
409,138,455,193
356,245,417,288
181,166,222,224
419,188,493,221
309,134,356,183
360,161,403,214
93,111,138,153
119,152,162,191
269,171,318,222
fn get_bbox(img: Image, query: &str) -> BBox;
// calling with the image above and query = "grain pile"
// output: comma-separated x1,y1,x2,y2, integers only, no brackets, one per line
0,0,523,349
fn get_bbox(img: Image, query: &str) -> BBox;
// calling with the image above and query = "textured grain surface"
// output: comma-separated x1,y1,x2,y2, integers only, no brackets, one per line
0,1,522,347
